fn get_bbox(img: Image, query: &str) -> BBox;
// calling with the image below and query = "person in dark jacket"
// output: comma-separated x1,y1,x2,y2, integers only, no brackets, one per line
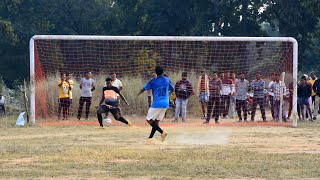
312,77,320,120
173,72,194,122
298,76,313,121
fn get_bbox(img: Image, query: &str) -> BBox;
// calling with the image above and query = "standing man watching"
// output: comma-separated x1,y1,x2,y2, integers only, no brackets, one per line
235,73,250,122
251,73,266,122
0,93,6,115
173,72,194,122
77,71,95,120
66,73,74,117
197,68,209,119
312,76,320,120
220,72,232,119
204,72,222,124
268,73,276,120
111,73,123,115
309,72,317,111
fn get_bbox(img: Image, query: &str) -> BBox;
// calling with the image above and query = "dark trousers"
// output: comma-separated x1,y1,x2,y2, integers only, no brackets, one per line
251,97,266,120
270,96,275,119
288,95,293,118
77,97,92,119
273,100,286,121
207,96,220,122
236,99,247,120
221,95,230,117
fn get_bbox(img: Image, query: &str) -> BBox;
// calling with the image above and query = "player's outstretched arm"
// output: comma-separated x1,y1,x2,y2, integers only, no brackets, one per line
119,93,129,105
137,88,145,96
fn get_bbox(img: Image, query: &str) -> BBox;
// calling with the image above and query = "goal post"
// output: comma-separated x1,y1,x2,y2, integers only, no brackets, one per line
29,36,298,126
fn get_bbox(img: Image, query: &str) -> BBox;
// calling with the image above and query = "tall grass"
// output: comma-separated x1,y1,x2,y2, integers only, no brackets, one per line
37,71,294,120
37,71,203,120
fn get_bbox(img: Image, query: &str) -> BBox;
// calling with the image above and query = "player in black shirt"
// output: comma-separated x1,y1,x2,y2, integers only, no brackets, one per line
96,78,132,128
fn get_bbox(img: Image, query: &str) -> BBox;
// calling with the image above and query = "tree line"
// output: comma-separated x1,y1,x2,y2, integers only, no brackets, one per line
0,0,319,88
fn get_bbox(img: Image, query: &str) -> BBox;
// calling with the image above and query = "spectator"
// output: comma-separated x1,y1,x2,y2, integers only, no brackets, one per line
309,72,317,110
271,73,287,122
230,73,237,119
0,93,6,115
58,73,71,120
173,72,194,122
298,75,313,121
111,73,123,91
66,73,74,116
312,76,320,120
204,72,222,124
304,74,313,119
220,72,232,118
268,73,276,120
77,71,95,120
197,68,210,119
287,82,293,120
251,73,266,122
235,73,250,122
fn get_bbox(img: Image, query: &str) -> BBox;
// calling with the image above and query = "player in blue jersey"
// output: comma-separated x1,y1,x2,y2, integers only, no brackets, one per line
138,66,174,144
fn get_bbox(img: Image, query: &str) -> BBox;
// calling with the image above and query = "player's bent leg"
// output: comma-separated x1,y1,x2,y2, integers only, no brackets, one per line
147,120,157,139
97,106,107,127
114,114,132,126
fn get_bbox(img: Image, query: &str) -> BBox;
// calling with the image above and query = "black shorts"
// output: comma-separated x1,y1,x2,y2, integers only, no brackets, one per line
59,98,70,108
101,105,119,116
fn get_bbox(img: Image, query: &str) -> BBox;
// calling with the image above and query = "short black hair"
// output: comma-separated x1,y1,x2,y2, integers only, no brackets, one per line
301,76,307,81
155,66,164,76
105,77,112,82
182,72,187,76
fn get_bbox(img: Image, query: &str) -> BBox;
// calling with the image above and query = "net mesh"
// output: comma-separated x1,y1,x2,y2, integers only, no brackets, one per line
33,38,294,122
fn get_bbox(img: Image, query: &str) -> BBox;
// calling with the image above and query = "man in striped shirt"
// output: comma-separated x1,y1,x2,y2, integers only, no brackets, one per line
204,72,222,124
270,73,287,122
220,72,232,118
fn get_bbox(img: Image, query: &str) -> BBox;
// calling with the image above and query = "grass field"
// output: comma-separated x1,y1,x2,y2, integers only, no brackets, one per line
0,116,320,179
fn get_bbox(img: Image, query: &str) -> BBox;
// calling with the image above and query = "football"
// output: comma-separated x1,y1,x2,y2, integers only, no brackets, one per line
104,118,112,126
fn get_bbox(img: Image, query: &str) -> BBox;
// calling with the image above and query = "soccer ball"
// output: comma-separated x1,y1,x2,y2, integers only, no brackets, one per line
104,118,112,126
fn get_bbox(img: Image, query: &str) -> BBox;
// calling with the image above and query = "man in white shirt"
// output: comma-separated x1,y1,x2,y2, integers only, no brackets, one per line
268,73,276,120
0,93,5,115
77,71,95,120
110,73,123,115
111,73,123,91
270,73,287,122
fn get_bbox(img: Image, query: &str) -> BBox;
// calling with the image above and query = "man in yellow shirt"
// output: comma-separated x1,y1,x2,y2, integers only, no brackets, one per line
58,73,71,120
309,72,317,110
66,73,74,117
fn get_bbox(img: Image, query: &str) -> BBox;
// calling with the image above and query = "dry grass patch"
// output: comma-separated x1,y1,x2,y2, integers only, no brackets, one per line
0,116,320,179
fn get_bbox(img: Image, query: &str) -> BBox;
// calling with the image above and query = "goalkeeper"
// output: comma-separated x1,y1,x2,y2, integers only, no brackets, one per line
96,78,132,128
